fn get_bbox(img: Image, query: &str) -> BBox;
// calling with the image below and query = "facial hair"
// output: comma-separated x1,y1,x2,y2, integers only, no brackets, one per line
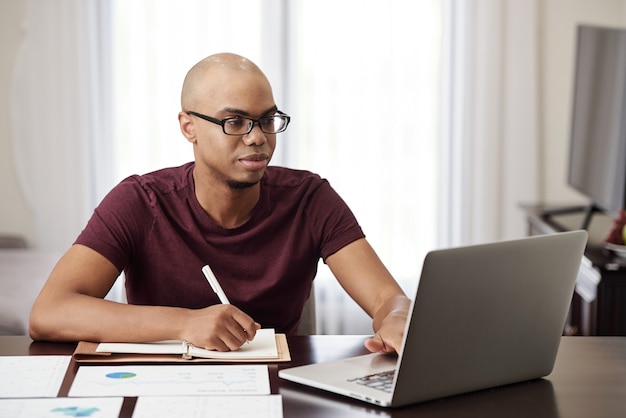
226,180,258,189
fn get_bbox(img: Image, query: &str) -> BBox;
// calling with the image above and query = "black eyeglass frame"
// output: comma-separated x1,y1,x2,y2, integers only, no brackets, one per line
186,110,291,135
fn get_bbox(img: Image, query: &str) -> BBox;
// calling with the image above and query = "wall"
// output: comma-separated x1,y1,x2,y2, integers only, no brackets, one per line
2,1,626,247
0,1,32,245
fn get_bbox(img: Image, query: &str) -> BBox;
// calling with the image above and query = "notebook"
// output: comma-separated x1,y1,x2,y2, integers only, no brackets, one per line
279,230,588,407
96,328,278,360
73,329,292,363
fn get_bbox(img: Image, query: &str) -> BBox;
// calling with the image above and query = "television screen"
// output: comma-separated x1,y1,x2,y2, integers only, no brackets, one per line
568,24,626,215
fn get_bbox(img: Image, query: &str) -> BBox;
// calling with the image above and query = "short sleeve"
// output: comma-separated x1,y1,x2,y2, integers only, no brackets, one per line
304,180,365,261
75,176,154,272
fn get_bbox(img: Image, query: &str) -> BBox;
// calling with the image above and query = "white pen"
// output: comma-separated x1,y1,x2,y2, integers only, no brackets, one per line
202,264,231,305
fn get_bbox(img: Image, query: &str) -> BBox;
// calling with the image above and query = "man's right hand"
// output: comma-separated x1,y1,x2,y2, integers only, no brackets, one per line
181,304,261,351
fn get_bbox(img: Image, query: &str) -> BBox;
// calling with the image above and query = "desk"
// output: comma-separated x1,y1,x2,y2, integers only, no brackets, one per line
1,335,625,417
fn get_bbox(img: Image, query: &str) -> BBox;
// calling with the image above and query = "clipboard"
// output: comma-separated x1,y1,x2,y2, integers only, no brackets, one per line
73,333,291,363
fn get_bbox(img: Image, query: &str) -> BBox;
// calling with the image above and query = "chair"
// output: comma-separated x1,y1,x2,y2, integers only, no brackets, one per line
0,235,28,248
296,286,317,335
0,249,59,335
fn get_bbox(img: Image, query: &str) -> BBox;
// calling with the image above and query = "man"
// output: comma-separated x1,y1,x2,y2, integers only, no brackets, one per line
29,53,410,354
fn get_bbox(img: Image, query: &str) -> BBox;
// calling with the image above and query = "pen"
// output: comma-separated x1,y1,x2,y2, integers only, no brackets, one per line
202,264,231,305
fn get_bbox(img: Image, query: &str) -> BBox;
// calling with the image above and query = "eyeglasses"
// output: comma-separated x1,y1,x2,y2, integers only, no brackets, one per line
186,110,291,135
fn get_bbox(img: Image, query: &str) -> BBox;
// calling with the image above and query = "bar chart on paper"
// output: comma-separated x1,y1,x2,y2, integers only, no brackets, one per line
69,364,271,397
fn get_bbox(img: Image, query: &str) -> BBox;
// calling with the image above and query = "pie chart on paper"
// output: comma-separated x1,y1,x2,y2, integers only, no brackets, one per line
105,372,136,379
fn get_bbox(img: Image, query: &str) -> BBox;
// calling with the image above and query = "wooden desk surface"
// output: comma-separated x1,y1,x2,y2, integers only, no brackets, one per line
1,335,625,417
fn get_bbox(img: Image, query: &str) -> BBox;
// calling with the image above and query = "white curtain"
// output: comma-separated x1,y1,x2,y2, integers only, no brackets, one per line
8,0,542,255
11,0,114,252
284,1,442,333
440,0,540,246
7,0,541,330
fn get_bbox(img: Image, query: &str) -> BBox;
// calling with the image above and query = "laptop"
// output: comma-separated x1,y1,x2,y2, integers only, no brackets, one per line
279,230,588,407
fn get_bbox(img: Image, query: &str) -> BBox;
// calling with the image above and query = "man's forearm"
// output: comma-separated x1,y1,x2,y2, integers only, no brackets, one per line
30,294,189,343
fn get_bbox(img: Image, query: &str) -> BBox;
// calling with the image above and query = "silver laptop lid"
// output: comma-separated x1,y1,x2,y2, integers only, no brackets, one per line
391,230,588,406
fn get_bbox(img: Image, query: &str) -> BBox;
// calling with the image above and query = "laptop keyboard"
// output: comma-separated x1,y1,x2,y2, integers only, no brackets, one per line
347,370,396,393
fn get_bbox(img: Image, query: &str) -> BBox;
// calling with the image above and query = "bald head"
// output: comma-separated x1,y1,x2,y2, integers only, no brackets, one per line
181,53,271,111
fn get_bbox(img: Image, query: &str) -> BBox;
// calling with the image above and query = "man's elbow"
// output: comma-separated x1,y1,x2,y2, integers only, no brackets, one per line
29,308,46,341
28,303,56,341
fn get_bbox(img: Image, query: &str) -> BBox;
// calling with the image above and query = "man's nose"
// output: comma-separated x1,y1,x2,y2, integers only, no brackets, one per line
242,123,267,146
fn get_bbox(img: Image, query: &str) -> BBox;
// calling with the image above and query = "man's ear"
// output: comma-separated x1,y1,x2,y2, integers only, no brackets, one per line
178,111,197,143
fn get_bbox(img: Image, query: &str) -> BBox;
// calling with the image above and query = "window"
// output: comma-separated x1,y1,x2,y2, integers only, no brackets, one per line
112,0,442,333
112,0,270,178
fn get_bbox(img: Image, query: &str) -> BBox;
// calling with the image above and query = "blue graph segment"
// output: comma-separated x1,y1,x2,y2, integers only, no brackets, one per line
51,406,100,417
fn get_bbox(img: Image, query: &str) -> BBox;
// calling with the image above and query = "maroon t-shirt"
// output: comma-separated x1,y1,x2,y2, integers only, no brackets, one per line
75,162,364,334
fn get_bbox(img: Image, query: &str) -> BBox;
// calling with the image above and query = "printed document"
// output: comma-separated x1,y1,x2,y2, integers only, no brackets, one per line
0,397,123,418
69,364,270,397
133,395,283,418
0,356,70,398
